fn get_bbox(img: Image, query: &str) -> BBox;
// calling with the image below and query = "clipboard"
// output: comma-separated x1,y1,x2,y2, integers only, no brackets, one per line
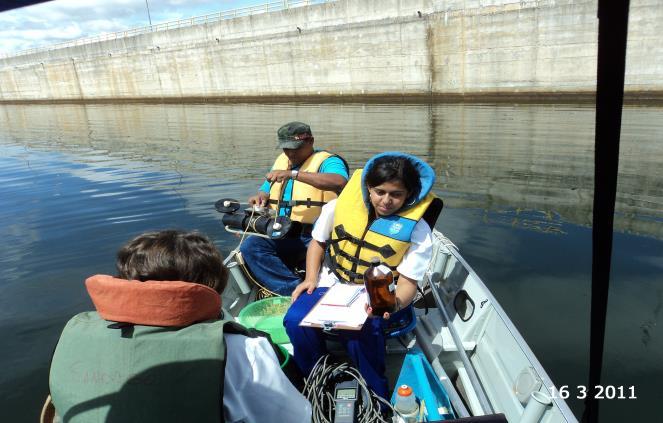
299,283,368,330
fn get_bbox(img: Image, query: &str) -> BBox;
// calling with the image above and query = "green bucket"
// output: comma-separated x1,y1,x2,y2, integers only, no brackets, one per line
238,296,291,344
277,344,290,369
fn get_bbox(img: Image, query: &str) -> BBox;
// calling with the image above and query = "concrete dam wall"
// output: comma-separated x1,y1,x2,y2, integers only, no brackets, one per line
1,0,661,102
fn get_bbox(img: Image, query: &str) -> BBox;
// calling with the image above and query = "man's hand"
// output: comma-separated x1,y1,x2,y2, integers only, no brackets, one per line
248,192,269,207
266,170,293,183
291,279,318,302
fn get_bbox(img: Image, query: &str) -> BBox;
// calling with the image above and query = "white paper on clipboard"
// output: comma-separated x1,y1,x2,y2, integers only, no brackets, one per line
299,283,368,330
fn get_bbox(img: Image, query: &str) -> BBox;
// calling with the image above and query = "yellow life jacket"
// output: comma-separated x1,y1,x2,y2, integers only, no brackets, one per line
328,169,440,284
268,151,346,224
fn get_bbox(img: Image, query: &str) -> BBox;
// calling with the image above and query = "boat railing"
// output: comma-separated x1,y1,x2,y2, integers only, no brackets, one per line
2,0,334,59
425,234,495,414
432,231,578,422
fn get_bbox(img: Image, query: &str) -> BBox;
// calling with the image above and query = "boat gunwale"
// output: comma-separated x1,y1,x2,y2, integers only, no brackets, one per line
431,229,578,422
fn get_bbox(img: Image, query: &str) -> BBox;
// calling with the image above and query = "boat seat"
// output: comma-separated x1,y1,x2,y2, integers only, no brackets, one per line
383,304,417,338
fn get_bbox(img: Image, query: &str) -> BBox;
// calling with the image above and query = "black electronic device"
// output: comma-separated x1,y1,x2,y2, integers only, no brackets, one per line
334,379,359,423
214,198,293,239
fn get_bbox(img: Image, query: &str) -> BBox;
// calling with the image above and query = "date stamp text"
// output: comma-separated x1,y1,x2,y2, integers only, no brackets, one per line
549,385,636,400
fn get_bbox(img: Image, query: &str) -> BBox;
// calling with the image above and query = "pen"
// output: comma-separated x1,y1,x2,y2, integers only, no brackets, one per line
321,288,364,307
347,288,365,306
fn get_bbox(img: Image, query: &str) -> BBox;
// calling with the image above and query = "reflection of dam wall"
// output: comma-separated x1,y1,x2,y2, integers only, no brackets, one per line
427,105,663,237
1,0,662,102
0,103,660,238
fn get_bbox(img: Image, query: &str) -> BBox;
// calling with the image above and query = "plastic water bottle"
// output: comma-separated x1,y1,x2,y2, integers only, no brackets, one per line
393,384,419,423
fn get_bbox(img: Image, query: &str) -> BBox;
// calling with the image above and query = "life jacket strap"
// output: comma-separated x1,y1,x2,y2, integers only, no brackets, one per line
334,266,364,283
323,246,355,283
333,225,397,259
324,253,363,283
330,242,398,271
268,198,327,208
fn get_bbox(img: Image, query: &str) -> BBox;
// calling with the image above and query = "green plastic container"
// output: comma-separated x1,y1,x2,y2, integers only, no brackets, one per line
277,344,290,369
238,296,291,344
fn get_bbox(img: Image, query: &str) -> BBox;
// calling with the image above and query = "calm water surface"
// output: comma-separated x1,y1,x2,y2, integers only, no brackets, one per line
1,103,661,422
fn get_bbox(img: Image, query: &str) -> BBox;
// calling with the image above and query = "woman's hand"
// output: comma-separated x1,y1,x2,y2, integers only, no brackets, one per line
366,274,418,319
291,279,317,302
293,239,326,302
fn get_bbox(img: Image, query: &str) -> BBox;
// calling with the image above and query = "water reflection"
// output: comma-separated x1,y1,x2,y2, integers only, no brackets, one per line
1,103,660,237
0,102,661,422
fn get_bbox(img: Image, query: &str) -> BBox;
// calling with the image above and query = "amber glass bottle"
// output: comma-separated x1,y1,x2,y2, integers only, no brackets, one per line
363,257,396,316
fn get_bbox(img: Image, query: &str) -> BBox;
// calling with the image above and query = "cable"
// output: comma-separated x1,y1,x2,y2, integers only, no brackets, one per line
303,355,396,423
235,259,280,299
231,207,283,298
236,207,255,249
250,213,270,233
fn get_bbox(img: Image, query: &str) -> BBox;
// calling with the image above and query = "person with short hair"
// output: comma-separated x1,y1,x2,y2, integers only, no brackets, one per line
115,230,229,293
241,121,349,295
284,152,441,400
49,230,311,423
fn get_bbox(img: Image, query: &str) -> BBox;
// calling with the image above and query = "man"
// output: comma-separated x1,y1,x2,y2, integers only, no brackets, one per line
241,121,348,295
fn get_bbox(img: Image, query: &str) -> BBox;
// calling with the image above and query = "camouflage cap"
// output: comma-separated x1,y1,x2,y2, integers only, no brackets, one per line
277,121,313,149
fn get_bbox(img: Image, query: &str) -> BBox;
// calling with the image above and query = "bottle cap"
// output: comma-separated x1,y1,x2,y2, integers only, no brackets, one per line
370,257,381,265
397,385,413,397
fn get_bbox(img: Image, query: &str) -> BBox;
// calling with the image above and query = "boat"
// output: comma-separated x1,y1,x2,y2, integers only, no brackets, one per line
219,218,579,423
206,1,633,421
32,0,630,419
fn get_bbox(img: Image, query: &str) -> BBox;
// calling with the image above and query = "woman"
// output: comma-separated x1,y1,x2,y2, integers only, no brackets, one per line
284,152,439,399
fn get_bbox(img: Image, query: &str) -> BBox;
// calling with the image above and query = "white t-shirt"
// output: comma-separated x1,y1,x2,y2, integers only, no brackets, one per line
312,199,433,287
223,334,312,422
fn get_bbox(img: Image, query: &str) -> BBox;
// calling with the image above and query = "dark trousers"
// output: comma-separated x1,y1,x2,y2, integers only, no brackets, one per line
239,233,311,296
283,287,389,399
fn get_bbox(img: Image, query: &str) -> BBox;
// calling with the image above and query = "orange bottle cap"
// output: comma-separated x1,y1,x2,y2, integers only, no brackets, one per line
397,385,413,396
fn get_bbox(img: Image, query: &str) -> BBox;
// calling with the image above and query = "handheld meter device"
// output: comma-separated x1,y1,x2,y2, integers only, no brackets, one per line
334,379,359,423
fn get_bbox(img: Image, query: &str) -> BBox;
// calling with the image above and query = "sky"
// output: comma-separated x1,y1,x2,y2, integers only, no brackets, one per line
0,0,265,56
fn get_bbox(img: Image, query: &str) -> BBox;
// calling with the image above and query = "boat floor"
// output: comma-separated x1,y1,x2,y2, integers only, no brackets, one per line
325,336,411,397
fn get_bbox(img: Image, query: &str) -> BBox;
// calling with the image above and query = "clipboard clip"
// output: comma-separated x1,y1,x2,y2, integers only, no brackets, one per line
322,321,337,331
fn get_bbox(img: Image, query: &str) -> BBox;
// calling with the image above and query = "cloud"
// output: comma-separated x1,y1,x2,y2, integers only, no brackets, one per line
0,0,252,56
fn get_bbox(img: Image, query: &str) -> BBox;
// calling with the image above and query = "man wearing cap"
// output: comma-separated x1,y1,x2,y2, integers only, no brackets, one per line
241,122,349,295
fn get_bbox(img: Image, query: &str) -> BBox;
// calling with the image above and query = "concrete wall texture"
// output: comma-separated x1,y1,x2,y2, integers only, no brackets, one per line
0,0,661,102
